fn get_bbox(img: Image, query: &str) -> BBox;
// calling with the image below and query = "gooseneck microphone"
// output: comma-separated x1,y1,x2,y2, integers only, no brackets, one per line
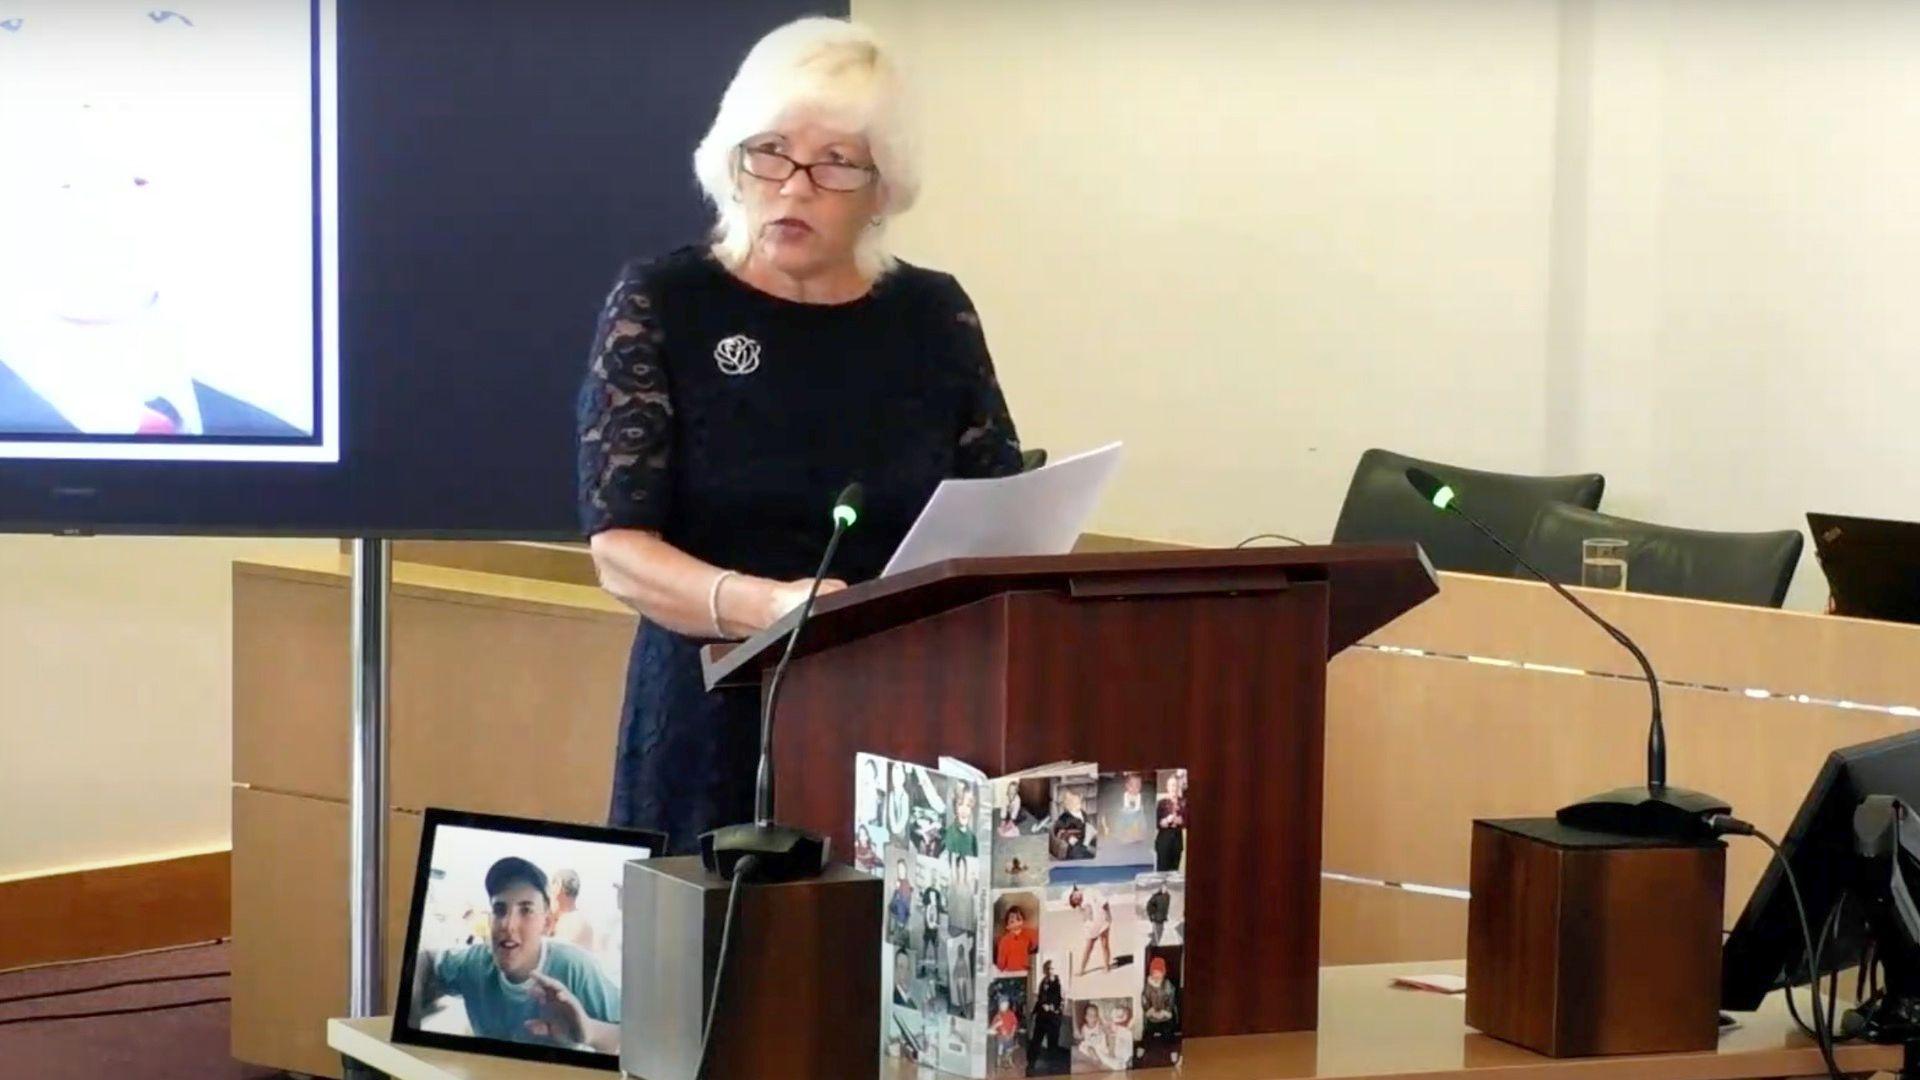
1404,467,1731,839
699,481,863,882
692,482,862,1080
755,481,864,824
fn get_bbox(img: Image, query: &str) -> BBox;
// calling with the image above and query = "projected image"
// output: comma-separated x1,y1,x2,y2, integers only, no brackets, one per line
0,0,336,460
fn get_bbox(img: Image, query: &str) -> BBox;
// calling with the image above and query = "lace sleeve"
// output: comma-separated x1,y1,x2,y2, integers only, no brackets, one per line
947,279,1023,479
576,261,673,535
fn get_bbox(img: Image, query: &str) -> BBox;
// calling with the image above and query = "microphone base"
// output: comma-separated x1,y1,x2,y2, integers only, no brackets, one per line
699,821,830,882
1555,785,1732,841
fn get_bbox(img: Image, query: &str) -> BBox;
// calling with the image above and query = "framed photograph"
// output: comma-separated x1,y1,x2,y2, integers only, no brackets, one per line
392,808,665,1071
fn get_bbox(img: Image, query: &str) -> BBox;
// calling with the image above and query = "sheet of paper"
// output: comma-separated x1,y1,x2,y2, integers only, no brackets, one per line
881,441,1124,577
1390,974,1468,995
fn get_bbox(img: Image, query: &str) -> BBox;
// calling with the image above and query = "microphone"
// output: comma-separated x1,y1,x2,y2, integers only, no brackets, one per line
699,481,864,882
1404,467,1731,839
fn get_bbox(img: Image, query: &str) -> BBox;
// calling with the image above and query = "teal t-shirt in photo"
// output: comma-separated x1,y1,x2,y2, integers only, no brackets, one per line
433,939,619,1045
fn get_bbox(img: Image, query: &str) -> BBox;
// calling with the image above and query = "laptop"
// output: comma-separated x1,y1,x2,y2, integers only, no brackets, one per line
1806,512,1920,624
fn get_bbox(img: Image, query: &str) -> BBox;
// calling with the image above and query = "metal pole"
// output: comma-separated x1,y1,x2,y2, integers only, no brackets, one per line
348,538,391,1019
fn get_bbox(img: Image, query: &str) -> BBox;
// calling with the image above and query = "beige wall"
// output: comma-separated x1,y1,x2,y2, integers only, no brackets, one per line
0,535,327,879
858,0,1920,608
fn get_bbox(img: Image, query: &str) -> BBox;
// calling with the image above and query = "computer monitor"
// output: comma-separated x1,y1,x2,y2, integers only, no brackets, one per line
1723,730,1920,1010
1807,513,1920,625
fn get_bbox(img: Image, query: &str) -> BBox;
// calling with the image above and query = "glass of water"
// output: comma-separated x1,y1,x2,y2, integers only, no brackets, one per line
1581,538,1630,591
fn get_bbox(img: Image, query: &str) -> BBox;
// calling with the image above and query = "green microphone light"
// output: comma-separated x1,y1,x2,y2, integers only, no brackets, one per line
1404,467,1456,512
831,481,864,531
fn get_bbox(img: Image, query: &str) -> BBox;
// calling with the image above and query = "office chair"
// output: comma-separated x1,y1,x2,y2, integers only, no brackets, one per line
1332,448,1606,577
1517,501,1803,608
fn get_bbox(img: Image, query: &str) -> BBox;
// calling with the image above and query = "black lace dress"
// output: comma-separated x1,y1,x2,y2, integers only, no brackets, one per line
576,246,1022,852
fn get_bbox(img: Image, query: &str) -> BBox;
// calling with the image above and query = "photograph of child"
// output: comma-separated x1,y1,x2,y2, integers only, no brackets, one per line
909,767,951,857
993,833,1049,890
1049,780,1098,861
405,824,649,1055
853,822,884,874
1102,772,1154,847
996,777,1052,837
946,855,982,1019
917,855,953,988
1024,955,1071,1076
885,854,917,952
992,893,1041,975
1135,872,1186,948
1040,883,1145,1001
887,760,913,837
945,781,981,859
856,755,887,833
986,977,1030,1076
1155,769,1189,873
1138,946,1185,1067
1070,998,1140,1072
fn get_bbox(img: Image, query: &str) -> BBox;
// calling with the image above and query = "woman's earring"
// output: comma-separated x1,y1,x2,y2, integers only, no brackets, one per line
869,215,884,227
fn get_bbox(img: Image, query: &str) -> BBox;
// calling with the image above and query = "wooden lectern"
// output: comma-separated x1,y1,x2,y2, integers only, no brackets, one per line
703,545,1435,1039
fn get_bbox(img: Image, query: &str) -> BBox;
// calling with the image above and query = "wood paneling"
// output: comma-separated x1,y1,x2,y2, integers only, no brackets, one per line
0,850,230,971
388,590,628,820
233,567,352,801
1323,647,1913,919
230,787,420,1080
1370,571,1920,707
1319,879,1467,966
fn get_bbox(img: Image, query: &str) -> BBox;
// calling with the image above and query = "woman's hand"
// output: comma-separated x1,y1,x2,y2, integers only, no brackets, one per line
759,577,848,627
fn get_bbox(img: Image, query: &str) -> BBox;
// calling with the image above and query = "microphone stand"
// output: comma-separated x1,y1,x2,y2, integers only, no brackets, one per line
699,487,860,882
1413,472,1731,839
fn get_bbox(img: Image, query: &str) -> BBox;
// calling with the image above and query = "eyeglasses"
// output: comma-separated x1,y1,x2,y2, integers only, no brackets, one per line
737,145,879,193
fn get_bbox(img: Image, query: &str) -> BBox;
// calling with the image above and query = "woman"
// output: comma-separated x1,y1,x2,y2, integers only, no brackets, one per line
1156,771,1189,873
577,17,1023,851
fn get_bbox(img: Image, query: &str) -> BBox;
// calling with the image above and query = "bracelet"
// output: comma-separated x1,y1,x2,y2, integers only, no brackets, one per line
708,569,740,639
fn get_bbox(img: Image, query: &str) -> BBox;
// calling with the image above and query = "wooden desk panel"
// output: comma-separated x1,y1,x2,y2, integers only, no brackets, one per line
1369,571,1920,709
1324,648,1911,909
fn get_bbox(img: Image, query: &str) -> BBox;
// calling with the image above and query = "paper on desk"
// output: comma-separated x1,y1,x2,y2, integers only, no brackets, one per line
1391,974,1468,994
881,442,1123,577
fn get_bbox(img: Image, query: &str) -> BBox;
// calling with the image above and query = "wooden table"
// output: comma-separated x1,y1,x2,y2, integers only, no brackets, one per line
330,961,1902,1079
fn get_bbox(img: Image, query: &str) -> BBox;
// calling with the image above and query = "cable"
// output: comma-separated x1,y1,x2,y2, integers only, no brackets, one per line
1233,532,1307,548
0,995,228,1027
1738,822,1845,1080
0,970,228,1008
695,854,759,1080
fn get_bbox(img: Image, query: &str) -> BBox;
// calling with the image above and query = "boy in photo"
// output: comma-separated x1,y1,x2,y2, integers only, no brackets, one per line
408,857,620,1052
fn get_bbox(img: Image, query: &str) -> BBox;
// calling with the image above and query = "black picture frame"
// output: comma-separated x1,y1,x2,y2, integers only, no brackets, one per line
392,807,666,1071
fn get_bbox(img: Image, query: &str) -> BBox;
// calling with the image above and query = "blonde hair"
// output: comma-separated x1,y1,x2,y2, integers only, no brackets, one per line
692,17,918,280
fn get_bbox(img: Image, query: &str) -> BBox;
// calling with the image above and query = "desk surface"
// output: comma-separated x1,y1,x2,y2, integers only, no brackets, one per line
330,961,1901,1080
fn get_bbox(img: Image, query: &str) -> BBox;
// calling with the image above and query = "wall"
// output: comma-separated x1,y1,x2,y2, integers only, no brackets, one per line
0,535,327,879
858,0,1920,608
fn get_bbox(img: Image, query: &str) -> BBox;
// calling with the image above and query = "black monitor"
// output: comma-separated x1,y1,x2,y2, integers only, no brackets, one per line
1807,513,1920,625
1723,730,1920,1010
